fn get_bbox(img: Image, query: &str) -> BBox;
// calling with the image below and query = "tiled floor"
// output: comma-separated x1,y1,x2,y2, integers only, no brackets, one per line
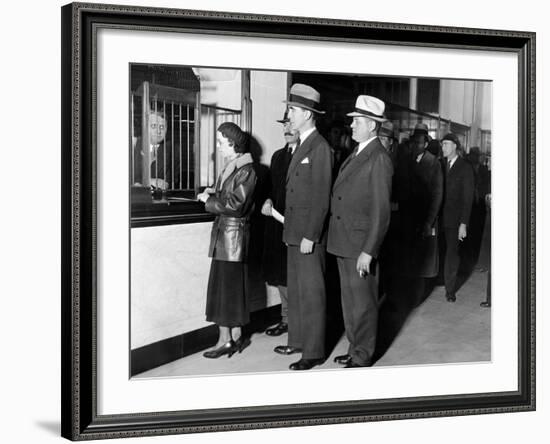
136,270,491,379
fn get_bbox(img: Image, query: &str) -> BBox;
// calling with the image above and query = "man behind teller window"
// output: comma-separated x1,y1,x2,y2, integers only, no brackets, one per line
133,110,178,191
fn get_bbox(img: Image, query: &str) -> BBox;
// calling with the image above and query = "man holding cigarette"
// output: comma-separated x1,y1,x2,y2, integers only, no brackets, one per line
327,95,393,368
440,133,475,302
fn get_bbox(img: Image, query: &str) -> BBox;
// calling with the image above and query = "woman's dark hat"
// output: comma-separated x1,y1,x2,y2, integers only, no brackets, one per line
217,121,247,148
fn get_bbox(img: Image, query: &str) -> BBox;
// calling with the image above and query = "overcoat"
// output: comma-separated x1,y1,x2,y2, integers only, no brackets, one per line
395,150,443,277
441,155,475,296
205,155,257,262
262,145,292,286
442,156,475,229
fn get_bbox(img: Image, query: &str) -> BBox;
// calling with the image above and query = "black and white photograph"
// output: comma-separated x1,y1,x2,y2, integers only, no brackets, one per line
52,1,539,442
3,0,548,442
129,64,493,378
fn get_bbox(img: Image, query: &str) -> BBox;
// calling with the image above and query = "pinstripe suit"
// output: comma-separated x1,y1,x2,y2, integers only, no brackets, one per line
283,129,333,359
327,137,393,365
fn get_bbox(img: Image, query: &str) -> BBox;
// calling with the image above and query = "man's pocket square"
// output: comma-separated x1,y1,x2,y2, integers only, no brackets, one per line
300,157,310,164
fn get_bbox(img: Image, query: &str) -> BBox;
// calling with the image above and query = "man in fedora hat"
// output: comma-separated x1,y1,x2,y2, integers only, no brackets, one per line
378,120,396,158
261,111,300,337
440,133,474,302
327,95,393,368
392,122,443,308
274,83,333,371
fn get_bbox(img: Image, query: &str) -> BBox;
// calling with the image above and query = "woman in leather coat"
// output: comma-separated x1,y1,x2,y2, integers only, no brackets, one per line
197,122,257,358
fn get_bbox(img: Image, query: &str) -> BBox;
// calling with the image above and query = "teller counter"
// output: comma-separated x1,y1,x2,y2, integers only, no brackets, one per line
130,209,281,376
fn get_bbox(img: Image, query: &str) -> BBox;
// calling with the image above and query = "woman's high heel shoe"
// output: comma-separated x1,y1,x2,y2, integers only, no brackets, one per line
203,340,237,359
234,336,251,353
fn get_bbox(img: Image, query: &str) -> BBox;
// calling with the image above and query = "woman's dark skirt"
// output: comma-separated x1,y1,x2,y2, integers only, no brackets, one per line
205,259,249,327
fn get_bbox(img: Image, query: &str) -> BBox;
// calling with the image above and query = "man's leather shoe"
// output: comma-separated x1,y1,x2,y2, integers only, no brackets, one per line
266,322,288,336
344,360,372,368
274,345,301,355
480,301,491,308
333,354,352,365
289,358,324,371
446,292,456,302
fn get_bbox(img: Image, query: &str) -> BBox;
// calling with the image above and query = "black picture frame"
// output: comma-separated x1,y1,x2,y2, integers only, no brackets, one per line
61,2,536,440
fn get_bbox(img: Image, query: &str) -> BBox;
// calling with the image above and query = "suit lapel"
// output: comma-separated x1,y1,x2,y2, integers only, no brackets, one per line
286,130,317,182
447,156,461,179
338,147,356,171
276,144,291,190
333,138,379,189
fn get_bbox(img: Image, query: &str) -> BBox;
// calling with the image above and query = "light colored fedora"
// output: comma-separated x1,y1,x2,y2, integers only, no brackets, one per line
283,83,325,114
347,95,387,122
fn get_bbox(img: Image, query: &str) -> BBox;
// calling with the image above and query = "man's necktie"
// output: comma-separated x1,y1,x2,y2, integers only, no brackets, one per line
285,145,293,167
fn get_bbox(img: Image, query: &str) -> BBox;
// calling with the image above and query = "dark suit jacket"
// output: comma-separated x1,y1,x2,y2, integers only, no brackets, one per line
442,156,475,229
269,146,292,214
132,138,181,188
283,130,333,246
262,145,292,285
327,137,393,259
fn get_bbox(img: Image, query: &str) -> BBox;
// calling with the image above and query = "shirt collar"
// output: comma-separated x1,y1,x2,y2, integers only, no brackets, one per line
299,127,316,145
357,136,378,155
448,154,458,168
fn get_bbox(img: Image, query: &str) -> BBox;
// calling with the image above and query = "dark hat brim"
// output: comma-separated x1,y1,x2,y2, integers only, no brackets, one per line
412,129,429,136
346,107,387,122
283,100,326,114
346,111,386,122
379,129,395,138
441,134,460,145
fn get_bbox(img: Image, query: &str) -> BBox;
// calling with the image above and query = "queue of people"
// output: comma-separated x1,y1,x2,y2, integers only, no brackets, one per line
198,83,488,369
